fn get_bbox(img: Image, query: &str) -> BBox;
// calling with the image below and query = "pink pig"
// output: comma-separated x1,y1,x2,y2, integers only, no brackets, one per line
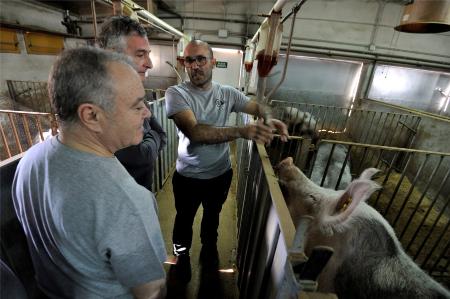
276,157,450,299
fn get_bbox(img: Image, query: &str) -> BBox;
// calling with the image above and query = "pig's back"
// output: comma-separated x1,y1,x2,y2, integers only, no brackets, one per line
333,214,450,299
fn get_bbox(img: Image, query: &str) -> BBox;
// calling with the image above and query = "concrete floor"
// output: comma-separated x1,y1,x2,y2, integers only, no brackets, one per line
156,150,239,299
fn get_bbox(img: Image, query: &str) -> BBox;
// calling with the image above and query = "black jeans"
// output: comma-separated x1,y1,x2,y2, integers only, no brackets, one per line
172,169,233,255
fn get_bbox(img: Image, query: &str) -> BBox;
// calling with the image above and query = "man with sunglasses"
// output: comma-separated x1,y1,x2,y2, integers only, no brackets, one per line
165,39,288,283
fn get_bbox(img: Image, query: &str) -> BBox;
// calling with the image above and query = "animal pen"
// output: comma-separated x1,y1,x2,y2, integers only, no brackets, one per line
0,80,178,194
235,100,449,297
2,80,449,297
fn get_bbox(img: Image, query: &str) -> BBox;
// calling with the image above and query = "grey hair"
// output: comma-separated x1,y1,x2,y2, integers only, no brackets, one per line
48,46,133,124
186,39,214,58
98,16,148,52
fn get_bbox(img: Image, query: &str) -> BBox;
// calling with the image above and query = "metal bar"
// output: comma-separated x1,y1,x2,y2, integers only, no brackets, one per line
251,0,290,43
238,150,262,291
125,0,187,39
8,113,23,153
406,167,450,252
386,114,403,148
414,192,450,261
257,143,296,248
420,216,450,270
373,151,400,209
21,115,33,146
265,1,300,101
246,184,271,298
380,113,397,147
319,143,336,187
273,0,290,12
257,225,281,299
364,98,450,123
281,0,307,24
256,77,267,103
0,109,51,116
242,158,266,296
273,136,450,156
91,0,98,43
0,122,12,158
429,239,450,275
367,112,390,164
398,119,418,134
392,154,428,227
335,144,351,190
382,152,414,219
399,155,444,240
368,112,383,145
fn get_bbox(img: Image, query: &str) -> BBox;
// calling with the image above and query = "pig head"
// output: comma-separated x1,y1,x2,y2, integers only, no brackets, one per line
277,157,379,237
276,157,450,299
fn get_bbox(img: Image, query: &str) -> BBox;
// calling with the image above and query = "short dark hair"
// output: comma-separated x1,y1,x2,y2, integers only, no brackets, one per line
48,47,133,124
187,39,214,58
98,16,147,51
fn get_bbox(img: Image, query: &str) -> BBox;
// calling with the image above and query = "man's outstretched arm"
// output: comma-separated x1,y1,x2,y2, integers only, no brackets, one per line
172,109,274,144
172,100,288,145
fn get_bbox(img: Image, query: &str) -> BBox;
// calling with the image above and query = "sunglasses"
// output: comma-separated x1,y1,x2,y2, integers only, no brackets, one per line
183,55,211,67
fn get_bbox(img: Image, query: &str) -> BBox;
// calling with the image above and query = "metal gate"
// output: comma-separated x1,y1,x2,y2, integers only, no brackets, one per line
0,93,177,195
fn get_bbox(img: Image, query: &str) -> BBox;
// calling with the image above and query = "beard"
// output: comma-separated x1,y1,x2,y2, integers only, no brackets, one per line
189,69,212,88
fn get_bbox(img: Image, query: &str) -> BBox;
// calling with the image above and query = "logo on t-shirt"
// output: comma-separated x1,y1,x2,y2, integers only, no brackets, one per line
215,98,225,111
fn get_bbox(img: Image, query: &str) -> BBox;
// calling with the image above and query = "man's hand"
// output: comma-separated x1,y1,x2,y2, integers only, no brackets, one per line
240,118,289,145
241,119,275,145
268,118,289,142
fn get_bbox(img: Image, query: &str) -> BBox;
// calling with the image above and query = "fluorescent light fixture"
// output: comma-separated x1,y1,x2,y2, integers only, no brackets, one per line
212,47,241,54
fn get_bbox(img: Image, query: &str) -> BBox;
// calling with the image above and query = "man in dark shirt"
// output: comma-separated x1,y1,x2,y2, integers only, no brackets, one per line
99,16,166,191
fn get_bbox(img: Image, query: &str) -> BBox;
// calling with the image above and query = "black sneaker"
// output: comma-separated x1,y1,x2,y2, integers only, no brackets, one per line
175,254,192,283
200,244,219,268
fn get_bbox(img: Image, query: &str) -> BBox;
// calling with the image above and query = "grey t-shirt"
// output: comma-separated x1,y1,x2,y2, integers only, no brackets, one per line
165,81,249,179
12,136,167,299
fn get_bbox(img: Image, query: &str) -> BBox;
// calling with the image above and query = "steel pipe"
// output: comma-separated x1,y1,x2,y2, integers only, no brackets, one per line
265,1,306,102
251,0,290,43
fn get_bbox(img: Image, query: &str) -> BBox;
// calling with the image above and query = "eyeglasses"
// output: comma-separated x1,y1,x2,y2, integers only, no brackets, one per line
183,55,210,67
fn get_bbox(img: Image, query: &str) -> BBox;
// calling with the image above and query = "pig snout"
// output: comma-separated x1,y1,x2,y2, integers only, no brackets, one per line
275,157,303,184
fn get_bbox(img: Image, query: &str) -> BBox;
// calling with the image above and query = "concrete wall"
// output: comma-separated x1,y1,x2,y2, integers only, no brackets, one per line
0,38,178,98
0,32,56,97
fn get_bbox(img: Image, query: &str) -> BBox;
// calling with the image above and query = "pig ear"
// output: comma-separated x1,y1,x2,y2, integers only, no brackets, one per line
320,179,381,235
344,179,381,204
359,168,380,180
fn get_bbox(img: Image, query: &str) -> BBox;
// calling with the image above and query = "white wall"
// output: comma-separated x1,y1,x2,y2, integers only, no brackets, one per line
211,48,243,88
0,33,56,96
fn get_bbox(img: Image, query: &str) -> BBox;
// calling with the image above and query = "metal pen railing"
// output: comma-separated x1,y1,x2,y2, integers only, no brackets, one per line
7,80,51,113
0,96,177,195
0,109,57,161
236,132,299,298
271,100,421,149
147,97,178,194
266,136,450,284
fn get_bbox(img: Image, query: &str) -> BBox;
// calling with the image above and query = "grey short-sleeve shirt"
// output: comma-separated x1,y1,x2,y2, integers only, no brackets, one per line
12,137,167,298
165,81,249,179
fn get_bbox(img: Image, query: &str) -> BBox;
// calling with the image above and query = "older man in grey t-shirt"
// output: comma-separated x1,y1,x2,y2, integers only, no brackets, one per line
13,48,167,298
165,40,288,283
